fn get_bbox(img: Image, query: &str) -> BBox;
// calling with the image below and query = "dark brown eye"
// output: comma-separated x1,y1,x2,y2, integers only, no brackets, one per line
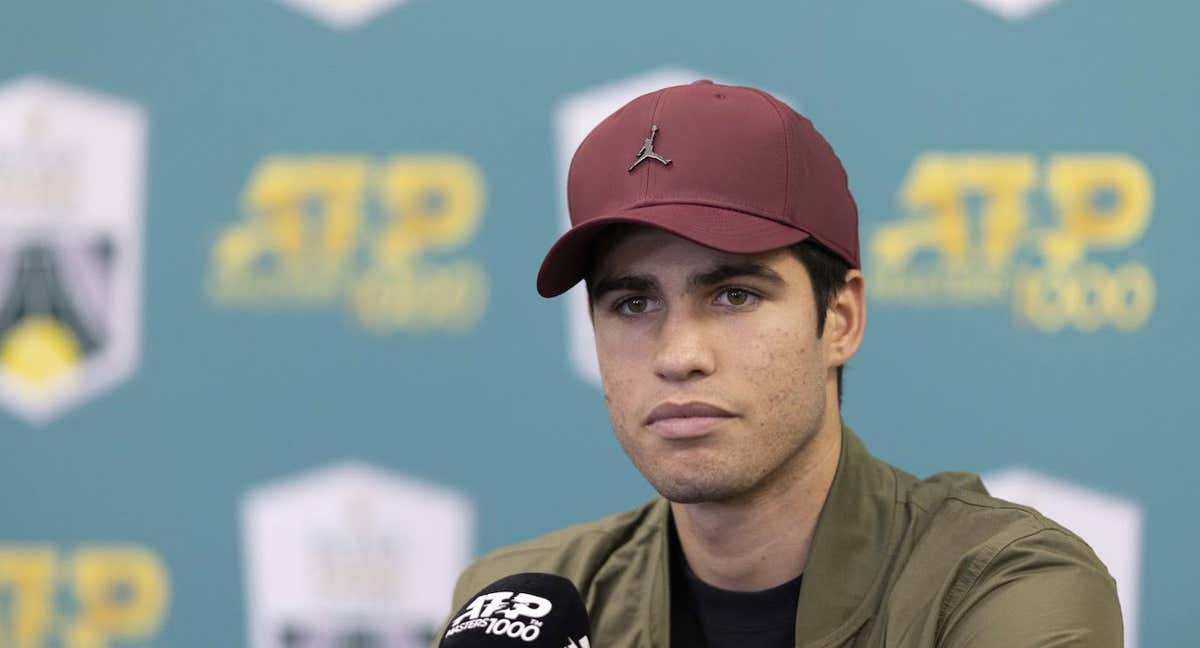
615,296,658,315
715,288,759,308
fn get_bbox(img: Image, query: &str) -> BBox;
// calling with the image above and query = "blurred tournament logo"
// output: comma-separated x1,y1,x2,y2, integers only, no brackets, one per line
0,544,170,648
208,155,487,334
0,77,146,425
966,0,1064,21
277,0,408,30
983,468,1142,648
241,461,474,648
868,154,1155,333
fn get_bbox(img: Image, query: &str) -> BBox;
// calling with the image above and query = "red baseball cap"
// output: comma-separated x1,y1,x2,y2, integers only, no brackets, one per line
536,79,860,298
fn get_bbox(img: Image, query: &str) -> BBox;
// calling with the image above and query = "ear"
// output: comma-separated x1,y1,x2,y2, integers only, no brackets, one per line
823,270,866,370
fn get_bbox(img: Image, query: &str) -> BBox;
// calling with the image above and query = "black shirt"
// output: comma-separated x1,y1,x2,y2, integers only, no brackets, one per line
669,523,803,647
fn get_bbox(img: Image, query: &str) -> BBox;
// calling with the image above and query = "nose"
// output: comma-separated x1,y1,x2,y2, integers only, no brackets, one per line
652,307,716,382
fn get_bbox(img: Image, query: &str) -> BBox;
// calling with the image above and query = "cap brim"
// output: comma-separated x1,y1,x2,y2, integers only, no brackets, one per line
536,204,812,298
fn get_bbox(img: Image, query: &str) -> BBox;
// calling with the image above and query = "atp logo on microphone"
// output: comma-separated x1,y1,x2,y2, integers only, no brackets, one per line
442,573,591,647
445,590,553,642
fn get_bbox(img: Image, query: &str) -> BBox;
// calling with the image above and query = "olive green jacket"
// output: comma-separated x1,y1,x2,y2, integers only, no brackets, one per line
444,426,1122,646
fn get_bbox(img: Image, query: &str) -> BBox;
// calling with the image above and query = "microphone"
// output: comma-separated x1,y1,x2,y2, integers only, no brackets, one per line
439,572,592,648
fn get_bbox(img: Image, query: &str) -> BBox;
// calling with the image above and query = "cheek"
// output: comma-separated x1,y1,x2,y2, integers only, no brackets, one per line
602,377,648,464
597,354,643,432
595,326,653,415
729,322,823,416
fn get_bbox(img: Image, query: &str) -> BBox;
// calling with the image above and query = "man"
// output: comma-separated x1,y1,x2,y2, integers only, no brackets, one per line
443,80,1122,646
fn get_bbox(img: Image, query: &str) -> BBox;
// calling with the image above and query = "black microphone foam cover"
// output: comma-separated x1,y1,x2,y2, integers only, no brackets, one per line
439,572,591,647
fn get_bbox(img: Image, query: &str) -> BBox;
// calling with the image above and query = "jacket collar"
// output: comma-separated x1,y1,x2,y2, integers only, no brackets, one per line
792,423,897,646
640,423,898,647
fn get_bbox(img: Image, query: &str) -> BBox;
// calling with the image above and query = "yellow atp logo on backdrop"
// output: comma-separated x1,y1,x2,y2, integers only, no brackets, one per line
868,153,1154,333
0,545,169,648
208,155,488,333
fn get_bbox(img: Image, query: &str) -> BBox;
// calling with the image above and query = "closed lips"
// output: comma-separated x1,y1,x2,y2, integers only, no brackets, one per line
644,401,736,425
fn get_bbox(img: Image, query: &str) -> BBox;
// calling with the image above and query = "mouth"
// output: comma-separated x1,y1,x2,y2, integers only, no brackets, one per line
644,401,737,439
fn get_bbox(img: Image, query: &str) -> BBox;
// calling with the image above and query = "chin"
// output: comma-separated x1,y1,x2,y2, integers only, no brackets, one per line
649,472,750,505
624,443,754,503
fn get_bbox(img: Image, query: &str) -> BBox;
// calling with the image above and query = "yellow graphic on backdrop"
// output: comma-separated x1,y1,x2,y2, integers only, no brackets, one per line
869,153,1154,333
0,317,81,395
0,545,169,648
209,155,488,333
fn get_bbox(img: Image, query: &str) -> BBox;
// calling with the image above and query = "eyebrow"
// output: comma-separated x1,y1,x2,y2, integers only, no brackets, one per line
588,274,658,301
689,262,786,291
588,262,786,301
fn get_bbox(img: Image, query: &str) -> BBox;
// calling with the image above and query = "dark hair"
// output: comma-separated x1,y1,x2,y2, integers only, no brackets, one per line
788,240,851,407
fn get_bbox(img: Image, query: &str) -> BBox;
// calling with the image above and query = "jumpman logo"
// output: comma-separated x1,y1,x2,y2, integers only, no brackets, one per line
627,125,672,172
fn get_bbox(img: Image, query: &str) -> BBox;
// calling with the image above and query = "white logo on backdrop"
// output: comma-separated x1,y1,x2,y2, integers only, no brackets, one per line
242,461,474,648
0,76,146,425
966,0,1064,21
983,467,1142,648
277,0,408,30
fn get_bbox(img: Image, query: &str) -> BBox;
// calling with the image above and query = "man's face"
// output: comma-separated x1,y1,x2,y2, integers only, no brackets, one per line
588,227,835,504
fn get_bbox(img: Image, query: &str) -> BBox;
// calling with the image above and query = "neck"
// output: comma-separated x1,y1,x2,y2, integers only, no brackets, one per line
670,411,842,592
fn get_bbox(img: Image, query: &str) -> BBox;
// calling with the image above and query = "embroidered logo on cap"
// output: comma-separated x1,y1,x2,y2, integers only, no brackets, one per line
627,125,671,172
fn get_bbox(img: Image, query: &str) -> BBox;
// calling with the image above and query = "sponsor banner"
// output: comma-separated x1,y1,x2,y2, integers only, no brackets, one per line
868,153,1155,334
0,544,170,648
0,77,147,425
209,155,488,334
983,468,1142,648
241,461,474,648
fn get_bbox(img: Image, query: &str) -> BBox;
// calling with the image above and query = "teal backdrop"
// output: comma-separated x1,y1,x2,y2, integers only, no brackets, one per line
0,1,1196,647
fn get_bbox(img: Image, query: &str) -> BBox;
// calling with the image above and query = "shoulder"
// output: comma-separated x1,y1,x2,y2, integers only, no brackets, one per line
449,498,666,610
885,467,1121,645
901,467,1106,566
